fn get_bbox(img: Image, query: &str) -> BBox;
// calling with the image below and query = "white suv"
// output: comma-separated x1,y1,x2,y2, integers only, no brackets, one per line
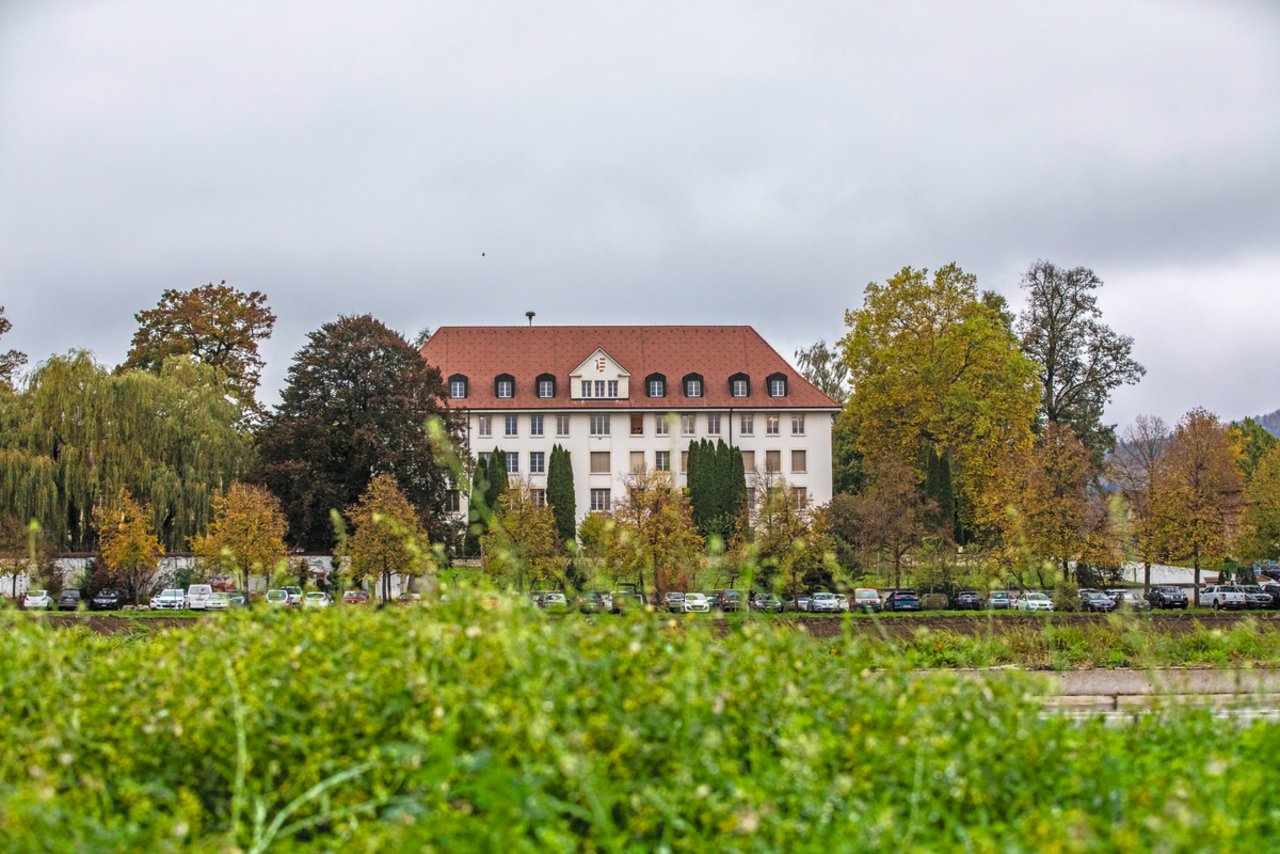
1202,585,1246,610
151,588,186,610
185,584,214,610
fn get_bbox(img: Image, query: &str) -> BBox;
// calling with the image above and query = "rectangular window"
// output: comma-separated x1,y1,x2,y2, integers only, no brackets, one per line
504,415,518,437
590,451,611,474
450,379,466,399
707,414,721,436
530,451,546,474
655,414,669,436
791,487,807,509
630,451,645,473
532,489,546,507
478,415,492,437
648,378,665,397
607,380,618,398
791,414,805,435
581,380,593,398
630,414,644,436
770,378,786,397
681,414,696,436
556,415,570,436
590,489,611,512
681,451,689,473
497,380,514,398
594,380,606,398
791,450,807,473
741,450,755,472
686,378,702,398
590,415,611,436
765,450,781,473
740,414,754,436
445,490,460,512
655,450,670,472
766,415,780,436
732,379,748,397
530,414,544,436
504,452,518,474
538,379,554,398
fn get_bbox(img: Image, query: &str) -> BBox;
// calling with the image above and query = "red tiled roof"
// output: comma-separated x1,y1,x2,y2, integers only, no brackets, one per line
420,326,840,410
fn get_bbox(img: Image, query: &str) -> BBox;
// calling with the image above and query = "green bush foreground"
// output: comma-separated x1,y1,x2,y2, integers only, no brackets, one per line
2,600,1277,851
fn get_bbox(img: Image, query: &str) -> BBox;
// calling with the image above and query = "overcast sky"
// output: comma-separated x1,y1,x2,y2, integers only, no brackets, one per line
2,1,1277,428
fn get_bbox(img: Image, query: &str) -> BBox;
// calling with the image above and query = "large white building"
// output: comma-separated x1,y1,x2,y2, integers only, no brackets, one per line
421,326,840,524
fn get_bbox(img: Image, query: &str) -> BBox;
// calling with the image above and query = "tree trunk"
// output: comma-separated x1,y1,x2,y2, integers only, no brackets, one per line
1143,561,1150,593
1193,556,1201,607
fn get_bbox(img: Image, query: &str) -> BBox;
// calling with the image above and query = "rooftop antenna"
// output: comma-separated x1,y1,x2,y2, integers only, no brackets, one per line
526,311,536,326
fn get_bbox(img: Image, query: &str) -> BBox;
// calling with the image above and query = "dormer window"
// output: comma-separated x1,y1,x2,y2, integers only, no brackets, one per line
536,373,556,398
729,372,750,398
683,373,704,398
767,372,787,398
448,374,469,399
495,373,515,399
646,373,666,398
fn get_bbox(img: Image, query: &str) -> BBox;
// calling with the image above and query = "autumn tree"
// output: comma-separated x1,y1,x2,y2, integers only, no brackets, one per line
1145,409,1242,604
252,315,455,551
794,339,850,403
93,489,163,605
749,481,835,596
0,352,250,551
1015,261,1145,462
190,482,288,595
1228,418,1278,486
342,474,433,603
605,470,703,598
1240,444,1280,561
480,481,563,590
123,282,276,415
840,263,1040,538
845,456,931,588
1107,414,1170,588
0,305,27,390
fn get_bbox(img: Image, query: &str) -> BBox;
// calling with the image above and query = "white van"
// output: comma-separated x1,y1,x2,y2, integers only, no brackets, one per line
185,584,214,610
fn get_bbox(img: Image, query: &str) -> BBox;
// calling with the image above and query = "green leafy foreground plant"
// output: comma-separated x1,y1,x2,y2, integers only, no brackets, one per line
1,601,1277,851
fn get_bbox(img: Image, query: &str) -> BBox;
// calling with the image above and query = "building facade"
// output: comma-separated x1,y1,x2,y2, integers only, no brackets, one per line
420,326,840,525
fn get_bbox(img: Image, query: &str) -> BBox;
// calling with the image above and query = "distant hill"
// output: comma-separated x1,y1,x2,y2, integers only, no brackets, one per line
1256,409,1280,438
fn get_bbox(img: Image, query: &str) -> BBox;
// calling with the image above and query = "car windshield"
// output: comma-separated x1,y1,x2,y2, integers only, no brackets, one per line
267,591,285,599
1028,593,1048,601
306,593,324,599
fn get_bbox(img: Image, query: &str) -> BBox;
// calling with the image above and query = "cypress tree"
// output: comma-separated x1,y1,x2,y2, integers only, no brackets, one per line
486,447,509,512
546,444,577,546
468,462,490,533
727,445,747,536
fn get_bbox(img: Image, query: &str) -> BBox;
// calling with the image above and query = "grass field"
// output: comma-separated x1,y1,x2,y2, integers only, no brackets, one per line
3,596,1280,851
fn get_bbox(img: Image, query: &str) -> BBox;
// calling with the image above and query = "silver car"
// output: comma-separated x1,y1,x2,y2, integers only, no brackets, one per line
810,592,844,613
151,588,186,610
683,593,710,613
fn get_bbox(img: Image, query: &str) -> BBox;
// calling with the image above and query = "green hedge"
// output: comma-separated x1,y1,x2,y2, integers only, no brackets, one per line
1,599,1277,851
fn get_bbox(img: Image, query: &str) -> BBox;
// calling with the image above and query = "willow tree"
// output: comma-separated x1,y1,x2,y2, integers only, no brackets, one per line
0,352,251,551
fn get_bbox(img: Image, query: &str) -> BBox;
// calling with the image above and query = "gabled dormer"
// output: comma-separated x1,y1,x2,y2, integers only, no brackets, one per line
570,348,631,400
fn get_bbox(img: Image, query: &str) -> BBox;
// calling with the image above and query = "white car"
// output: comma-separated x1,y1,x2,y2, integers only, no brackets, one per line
683,593,710,613
303,591,332,608
265,589,290,607
206,591,231,610
185,584,214,610
810,592,844,613
1203,585,1246,610
151,588,186,610
23,589,55,610
1014,592,1054,612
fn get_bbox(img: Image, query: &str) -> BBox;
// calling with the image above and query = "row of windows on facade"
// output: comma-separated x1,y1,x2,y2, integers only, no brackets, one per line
449,484,808,513
475,448,808,477
476,412,806,439
448,372,790,401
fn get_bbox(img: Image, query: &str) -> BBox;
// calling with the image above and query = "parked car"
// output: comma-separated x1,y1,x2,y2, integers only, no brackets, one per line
1014,592,1054,612
750,592,784,613
611,590,646,614
952,590,983,611
787,593,813,612
185,584,214,610
683,593,711,613
1240,585,1272,610
664,591,687,613
282,586,303,606
150,588,185,610
1262,584,1280,609
851,588,881,613
265,589,290,607
342,589,370,606
397,592,422,606
540,592,568,612
1145,586,1188,610
1079,589,1117,613
57,589,83,611
1110,590,1150,611
22,589,55,610
580,591,608,614
227,591,248,608
987,590,1013,610
206,591,232,611
87,588,124,611
711,590,743,612
881,589,922,612
303,591,332,608
810,591,844,613
1202,585,1247,610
